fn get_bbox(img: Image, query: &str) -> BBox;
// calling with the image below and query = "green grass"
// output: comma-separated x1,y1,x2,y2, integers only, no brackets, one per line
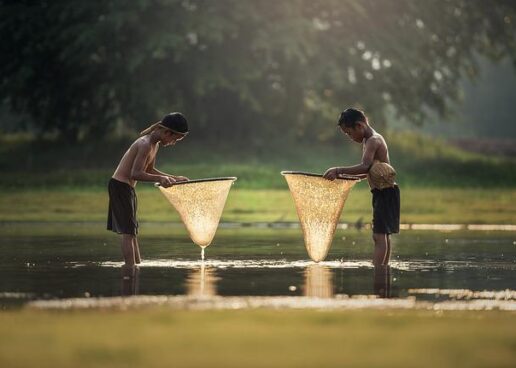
1,131,514,224
0,309,514,368
1,131,515,189
1,187,515,224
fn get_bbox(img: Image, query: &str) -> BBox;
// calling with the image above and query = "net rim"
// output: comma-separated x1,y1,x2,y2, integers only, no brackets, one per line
157,177,237,187
280,171,361,181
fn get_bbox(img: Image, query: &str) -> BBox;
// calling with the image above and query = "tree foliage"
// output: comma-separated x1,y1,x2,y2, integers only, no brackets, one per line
1,0,515,142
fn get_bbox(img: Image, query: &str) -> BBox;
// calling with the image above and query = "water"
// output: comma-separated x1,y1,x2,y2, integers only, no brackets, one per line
0,224,514,309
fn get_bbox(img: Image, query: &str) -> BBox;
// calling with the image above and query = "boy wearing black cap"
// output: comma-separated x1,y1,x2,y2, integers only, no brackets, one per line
107,113,189,272
323,108,400,266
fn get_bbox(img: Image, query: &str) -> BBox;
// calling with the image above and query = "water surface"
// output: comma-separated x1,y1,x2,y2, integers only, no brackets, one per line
0,224,514,309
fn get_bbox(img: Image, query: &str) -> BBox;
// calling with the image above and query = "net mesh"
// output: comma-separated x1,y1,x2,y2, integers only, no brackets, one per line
282,172,358,262
158,178,236,248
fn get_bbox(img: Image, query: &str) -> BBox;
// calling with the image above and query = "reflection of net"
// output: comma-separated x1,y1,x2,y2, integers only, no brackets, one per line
303,265,333,298
185,265,219,297
282,173,358,262
158,178,235,248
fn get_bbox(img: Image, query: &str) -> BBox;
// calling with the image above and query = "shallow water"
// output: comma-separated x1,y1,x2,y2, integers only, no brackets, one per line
0,224,514,309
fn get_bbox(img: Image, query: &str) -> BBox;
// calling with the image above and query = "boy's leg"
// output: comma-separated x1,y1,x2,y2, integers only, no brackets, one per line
133,237,141,264
385,234,392,264
121,234,136,266
372,233,389,266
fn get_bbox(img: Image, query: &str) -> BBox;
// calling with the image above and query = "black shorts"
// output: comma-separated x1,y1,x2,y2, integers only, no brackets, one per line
371,185,400,234
107,178,138,235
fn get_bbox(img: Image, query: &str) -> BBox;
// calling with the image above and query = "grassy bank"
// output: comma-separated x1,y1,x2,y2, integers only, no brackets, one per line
1,132,516,189
1,187,515,224
0,309,514,368
1,132,514,225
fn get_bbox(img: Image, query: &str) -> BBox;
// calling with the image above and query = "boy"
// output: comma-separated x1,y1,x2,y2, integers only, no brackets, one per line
323,108,400,266
107,112,189,272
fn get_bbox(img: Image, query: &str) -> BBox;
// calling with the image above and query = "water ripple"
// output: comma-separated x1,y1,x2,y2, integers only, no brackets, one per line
64,258,516,271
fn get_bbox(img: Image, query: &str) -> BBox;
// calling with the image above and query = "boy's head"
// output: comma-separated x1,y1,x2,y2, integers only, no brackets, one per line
337,108,368,143
160,112,188,134
140,112,189,146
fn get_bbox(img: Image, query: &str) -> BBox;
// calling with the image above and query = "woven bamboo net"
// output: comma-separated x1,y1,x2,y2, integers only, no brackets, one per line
282,172,359,262
158,178,236,250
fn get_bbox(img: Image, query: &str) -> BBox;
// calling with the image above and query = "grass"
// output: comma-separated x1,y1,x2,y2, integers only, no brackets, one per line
0,308,514,368
1,186,515,224
1,131,516,189
1,131,515,224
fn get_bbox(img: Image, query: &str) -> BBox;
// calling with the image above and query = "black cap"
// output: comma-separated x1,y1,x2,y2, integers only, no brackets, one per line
161,112,188,134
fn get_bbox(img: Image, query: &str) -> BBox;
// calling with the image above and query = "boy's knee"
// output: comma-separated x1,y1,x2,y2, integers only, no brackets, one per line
373,233,386,244
372,233,382,241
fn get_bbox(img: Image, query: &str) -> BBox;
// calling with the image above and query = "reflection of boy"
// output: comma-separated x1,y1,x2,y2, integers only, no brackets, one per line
374,266,391,298
121,266,140,295
107,113,189,272
323,108,400,266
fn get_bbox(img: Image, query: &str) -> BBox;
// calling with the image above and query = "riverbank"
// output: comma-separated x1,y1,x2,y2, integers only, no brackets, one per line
1,187,515,224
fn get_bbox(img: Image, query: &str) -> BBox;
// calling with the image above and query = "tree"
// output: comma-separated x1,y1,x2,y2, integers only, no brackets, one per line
1,0,515,142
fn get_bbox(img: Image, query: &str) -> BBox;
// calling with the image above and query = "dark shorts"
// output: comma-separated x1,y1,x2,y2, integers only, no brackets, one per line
107,178,138,235
371,185,400,235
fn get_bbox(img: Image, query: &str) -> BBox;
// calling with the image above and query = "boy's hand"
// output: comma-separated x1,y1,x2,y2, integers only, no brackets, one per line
323,168,339,181
172,175,189,183
159,176,176,188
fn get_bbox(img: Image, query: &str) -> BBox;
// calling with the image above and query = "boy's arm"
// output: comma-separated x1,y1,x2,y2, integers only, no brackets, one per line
323,138,378,180
147,158,189,182
131,144,175,187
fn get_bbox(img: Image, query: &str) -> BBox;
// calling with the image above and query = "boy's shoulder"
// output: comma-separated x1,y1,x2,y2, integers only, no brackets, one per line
365,132,384,146
372,131,388,145
372,129,385,139
131,135,152,149
363,131,388,154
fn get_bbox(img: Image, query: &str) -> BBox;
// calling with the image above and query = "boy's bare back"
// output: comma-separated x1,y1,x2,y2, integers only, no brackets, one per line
364,132,390,163
112,136,158,187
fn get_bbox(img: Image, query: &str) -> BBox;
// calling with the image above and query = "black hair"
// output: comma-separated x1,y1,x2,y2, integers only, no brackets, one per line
337,108,367,128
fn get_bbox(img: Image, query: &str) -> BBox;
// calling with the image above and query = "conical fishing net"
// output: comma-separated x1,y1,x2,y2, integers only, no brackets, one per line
157,177,236,250
282,171,359,262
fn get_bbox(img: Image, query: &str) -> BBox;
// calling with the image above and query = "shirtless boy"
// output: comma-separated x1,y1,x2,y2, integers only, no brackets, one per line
323,108,400,266
107,113,189,271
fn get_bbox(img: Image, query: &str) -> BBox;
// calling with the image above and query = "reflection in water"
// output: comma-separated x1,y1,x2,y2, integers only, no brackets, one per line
303,265,334,298
185,263,219,297
121,265,140,296
373,266,391,298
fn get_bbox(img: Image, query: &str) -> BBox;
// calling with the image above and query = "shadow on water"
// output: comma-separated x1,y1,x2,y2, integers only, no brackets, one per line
0,225,514,309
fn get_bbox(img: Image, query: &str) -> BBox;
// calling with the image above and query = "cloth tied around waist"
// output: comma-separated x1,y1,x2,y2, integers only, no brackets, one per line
368,161,396,189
